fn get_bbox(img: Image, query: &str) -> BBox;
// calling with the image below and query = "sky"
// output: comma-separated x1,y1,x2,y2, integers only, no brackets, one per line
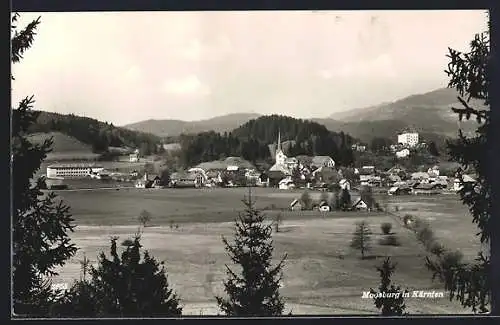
11,10,488,126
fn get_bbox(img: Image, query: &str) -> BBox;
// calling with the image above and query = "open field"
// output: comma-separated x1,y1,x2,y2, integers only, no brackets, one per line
49,187,479,315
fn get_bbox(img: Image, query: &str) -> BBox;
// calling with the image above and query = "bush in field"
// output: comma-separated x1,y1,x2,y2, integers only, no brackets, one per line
350,221,372,259
415,222,435,248
274,213,283,233
429,241,446,256
378,235,401,247
402,214,415,227
138,210,152,227
441,250,464,271
381,222,392,235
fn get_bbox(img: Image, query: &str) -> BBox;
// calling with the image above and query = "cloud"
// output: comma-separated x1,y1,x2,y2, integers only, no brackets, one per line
319,54,397,80
162,75,211,96
124,66,142,81
177,35,234,61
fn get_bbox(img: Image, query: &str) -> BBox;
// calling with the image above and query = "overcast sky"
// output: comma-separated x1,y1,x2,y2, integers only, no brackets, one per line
11,10,487,126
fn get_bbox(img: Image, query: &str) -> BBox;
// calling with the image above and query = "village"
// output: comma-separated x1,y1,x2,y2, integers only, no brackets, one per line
43,130,476,213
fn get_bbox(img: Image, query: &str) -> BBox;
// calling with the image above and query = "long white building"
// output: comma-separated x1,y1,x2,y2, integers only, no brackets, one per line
47,164,104,179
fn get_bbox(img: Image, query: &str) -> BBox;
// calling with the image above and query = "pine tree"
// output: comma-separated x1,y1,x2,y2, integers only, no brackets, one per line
350,221,372,259
11,13,78,316
216,189,287,316
425,25,493,314
370,257,408,316
58,235,182,317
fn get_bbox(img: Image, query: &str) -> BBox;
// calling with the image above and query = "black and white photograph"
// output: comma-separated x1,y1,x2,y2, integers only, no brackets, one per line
11,9,493,317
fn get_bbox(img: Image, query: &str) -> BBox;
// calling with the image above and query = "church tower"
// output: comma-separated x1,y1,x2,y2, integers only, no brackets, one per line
275,130,287,166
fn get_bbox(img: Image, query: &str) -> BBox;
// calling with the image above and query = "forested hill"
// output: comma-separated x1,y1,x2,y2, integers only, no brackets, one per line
179,115,357,168
22,110,162,155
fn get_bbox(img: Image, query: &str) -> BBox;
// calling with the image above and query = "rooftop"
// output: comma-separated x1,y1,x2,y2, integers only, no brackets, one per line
48,163,103,169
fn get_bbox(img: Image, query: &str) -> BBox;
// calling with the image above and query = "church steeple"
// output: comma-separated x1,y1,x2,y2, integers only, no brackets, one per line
277,130,281,152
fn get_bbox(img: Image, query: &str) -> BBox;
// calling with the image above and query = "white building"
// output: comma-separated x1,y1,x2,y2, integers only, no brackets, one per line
129,148,140,162
278,177,295,190
397,132,419,147
396,148,410,158
269,131,292,176
339,179,351,190
47,164,103,179
454,174,476,192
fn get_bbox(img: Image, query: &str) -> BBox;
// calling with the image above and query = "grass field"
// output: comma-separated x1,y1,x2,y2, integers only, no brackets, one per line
49,187,478,315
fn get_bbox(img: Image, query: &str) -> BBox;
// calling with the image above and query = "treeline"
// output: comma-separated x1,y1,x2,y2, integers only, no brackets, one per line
23,110,162,154
179,115,356,167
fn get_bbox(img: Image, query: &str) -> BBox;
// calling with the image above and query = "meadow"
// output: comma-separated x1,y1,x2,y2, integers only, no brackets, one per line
50,187,479,315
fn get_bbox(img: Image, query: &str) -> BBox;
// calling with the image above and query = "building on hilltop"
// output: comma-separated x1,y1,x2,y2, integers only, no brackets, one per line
397,132,419,147
129,148,140,162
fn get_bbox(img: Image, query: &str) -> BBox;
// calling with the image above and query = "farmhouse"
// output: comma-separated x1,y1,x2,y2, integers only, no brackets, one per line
396,148,410,158
318,201,331,212
413,183,442,195
311,156,335,169
453,174,476,192
47,163,103,179
279,177,295,190
171,172,202,188
352,198,369,211
388,186,412,196
339,179,351,191
129,149,140,162
290,199,302,211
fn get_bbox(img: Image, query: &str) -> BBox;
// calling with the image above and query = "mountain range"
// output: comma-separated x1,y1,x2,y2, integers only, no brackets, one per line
123,87,484,146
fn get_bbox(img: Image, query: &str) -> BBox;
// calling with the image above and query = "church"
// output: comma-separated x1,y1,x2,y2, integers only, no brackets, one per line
268,131,299,175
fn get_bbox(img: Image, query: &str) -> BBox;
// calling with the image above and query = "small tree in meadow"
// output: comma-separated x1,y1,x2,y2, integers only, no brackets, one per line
370,257,408,316
216,189,287,316
300,190,312,210
350,221,372,259
330,190,340,211
274,213,284,233
381,222,392,235
138,210,152,228
339,188,352,211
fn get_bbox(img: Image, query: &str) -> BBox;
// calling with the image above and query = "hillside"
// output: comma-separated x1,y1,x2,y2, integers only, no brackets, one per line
124,113,262,137
24,110,161,155
312,118,451,147
27,132,92,152
328,87,484,137
27,132,101,161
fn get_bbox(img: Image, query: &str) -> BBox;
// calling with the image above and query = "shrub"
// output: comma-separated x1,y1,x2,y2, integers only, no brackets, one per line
415,223,435,248
381,222,392,235
138,210,152,227
441,250,464,270
378,235,401,247
429,241,446,256
402,214,414,226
